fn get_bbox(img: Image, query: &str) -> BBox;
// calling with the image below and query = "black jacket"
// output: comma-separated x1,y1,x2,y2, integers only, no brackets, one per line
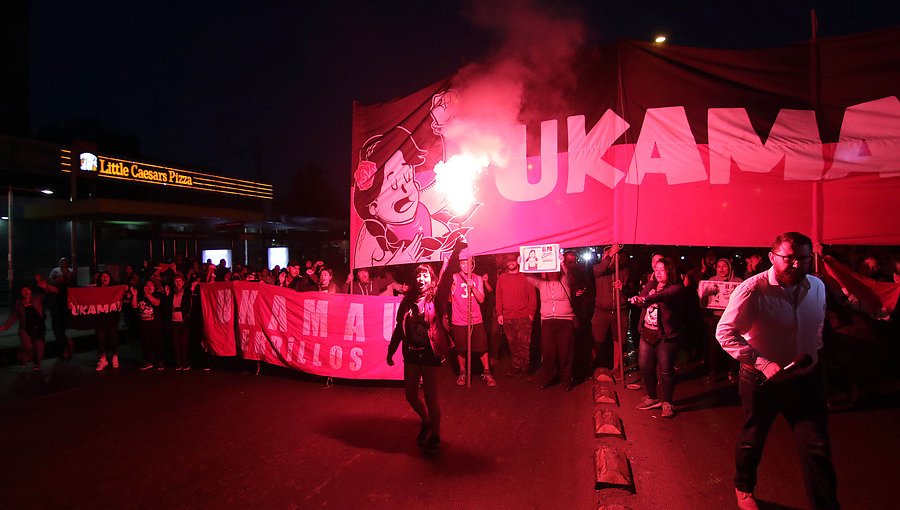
162,289,195,326
637,281,689,341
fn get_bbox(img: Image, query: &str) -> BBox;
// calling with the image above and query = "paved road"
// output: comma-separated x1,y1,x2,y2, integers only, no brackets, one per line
1,346,896,509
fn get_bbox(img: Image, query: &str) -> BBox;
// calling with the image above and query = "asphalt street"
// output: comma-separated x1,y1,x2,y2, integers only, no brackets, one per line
1,344,897,509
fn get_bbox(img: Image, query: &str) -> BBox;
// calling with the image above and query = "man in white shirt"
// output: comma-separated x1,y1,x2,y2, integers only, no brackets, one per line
716,232,839,510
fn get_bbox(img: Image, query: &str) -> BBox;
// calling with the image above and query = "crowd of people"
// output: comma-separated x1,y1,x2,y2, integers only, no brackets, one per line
2,243,898,409
2,234,898,507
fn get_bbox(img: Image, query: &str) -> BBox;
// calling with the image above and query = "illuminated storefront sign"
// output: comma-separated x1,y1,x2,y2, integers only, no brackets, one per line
61,149,273,199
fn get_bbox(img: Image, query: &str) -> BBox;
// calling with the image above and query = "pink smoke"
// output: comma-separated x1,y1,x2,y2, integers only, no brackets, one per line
443,0,587,164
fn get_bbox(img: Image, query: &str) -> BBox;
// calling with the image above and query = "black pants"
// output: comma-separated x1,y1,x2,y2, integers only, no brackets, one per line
171,322,191,368
539,319,574,385
140,320,164,366
96,320,119,356
735,364,840,509
639,337,679,402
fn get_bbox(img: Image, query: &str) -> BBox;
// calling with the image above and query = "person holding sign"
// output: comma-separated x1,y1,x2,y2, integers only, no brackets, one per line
700,258,742,384
387,237,466,455
526,255,578,392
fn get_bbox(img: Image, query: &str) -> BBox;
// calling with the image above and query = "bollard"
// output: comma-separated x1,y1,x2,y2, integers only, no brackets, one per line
594,408,625,438
594,445,634,491
593,382,619,406
593,367,615,383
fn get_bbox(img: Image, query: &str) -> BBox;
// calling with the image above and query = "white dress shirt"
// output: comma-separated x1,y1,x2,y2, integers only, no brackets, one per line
716,267,825,378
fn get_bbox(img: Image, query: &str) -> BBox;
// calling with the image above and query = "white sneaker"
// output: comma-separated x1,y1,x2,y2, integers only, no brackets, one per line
456,372,467,386
111,354,119,369
636,396,662,410
95,356,108,371
661,402,675,418
735,488,759,510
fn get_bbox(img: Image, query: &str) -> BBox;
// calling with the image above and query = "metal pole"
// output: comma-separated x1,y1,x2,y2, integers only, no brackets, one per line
90,221,97,274
70,158,77,270
467,253,473,388
613,251,625,383
7,185,12,296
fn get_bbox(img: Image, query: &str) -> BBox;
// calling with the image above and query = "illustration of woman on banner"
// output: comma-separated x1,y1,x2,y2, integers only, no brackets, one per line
353,125,469,267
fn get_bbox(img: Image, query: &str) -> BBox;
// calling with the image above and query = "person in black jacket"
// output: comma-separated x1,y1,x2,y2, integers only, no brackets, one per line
563,250,595,382
387,237,465,454
629,257,690,418
164,274,195,370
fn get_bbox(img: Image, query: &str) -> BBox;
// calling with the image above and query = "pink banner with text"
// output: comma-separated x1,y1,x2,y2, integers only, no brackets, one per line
200,282,404,380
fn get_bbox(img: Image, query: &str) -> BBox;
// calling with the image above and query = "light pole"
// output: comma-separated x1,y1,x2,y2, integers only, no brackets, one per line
6,185,11,297
5,185,56,297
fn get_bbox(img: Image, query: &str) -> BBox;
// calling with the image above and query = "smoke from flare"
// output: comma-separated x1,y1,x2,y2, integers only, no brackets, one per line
434,153,490,216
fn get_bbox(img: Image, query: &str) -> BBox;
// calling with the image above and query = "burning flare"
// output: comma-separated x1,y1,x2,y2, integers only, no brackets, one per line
434,153,489,217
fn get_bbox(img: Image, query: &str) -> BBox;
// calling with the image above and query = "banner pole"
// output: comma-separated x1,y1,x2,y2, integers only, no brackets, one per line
613,251,624,383
467,252,473,388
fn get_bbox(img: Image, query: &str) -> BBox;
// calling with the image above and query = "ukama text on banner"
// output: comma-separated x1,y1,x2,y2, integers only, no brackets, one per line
67,285,126,330
350,29,900,269
200,281,405,380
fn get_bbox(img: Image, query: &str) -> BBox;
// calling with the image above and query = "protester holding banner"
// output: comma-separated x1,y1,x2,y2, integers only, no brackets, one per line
93,272,122,371
451,256,496,387
629,257,690,418
1,279,48,371
700,258,743,384
563,250,594,382
387,238,464,454
315,268,340,294
343,268,385,295
591,243,630,377
526,266,577,392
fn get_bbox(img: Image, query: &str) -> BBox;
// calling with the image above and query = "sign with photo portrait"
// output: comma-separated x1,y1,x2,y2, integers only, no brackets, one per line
699,280,741,310
519,243,560,273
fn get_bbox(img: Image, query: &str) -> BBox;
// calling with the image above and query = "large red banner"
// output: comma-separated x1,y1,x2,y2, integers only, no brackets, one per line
67,285,126,330
350,30,900,268
200,282,404,380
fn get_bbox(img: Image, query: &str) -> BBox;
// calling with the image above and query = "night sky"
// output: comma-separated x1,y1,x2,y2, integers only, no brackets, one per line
28,0,900,214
